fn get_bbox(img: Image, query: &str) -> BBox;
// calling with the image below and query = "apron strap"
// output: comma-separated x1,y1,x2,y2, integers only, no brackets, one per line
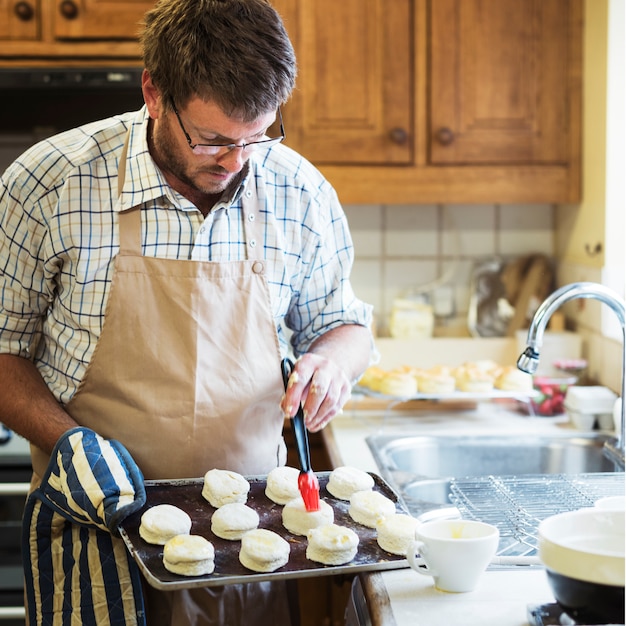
115,128,263,262
116,130,143,257
116,130,130,197
118,210,143,257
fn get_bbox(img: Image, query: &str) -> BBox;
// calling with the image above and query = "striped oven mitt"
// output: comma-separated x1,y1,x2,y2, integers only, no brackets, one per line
23,427,147,626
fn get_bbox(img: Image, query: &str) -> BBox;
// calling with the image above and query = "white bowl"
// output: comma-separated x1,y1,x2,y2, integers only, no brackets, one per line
538,508,624,586
538,509,625,624
595,495,625,511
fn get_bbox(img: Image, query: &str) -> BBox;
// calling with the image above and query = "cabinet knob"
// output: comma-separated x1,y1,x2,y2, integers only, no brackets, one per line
59,0,79,19
436,127,455,146
584,242,602,257
14,1,34,21
388,127,409,145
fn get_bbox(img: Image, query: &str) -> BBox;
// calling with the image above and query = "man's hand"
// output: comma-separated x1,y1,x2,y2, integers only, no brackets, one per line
281,353,351,432
280,324,372,432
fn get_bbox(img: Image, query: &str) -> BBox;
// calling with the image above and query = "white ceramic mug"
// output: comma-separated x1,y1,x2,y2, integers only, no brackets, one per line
594,495,625,511
407,519,500,593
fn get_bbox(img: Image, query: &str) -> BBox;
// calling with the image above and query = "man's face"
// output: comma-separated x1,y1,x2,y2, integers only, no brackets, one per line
150,96,277,198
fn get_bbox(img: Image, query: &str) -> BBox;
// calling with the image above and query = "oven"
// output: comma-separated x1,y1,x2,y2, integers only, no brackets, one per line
0,67,144,174
0,424,31,625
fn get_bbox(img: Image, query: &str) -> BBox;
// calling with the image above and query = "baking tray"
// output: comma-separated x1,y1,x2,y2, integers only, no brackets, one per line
119,471,410,590
353,385,538,403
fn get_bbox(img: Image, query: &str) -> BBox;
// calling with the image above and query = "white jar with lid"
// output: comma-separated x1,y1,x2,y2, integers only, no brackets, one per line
564,386,618,431
389,297,434,339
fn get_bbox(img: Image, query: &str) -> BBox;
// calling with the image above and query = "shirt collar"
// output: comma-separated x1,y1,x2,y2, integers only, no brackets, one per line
117,107,252,214
213,162,251,213
115,107,169,212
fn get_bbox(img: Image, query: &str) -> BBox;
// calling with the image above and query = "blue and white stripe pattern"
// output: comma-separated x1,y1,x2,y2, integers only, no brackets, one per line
23,428,147,625
0,107,373,406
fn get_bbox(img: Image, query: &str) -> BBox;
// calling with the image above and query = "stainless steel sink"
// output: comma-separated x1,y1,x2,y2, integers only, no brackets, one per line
369,432,619,478
367,432,624,517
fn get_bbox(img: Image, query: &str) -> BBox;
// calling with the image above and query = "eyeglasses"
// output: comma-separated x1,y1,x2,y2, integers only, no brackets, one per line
171,101,285,156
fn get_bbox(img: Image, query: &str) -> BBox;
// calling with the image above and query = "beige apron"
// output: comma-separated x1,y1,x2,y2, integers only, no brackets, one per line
31,162,286,480
29,142,293,625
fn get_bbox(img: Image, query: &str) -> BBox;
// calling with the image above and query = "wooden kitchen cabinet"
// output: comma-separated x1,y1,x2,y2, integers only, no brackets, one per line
0,0,39,40
0,0,582,204
270,0,413,166
430,0,574,167
274,0,582,204
51,0,151,40
0,0,148,58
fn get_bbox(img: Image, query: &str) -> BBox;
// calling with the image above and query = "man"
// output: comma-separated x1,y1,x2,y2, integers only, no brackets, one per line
0,0,373,624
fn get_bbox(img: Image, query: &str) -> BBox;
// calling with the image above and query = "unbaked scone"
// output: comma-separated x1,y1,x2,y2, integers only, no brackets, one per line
239,528,290,572
139,504,192,545
493,365,533,391
202,468,250,507
376,513,420,556
349,490,396,528
358,366,386,392
282,497,334,536
472,359,499,375
306,524,360,565
265,466,301,505
210,502,259,540
428,365,454,377
416,370,456,394
378,371,417,397
454,364,495,393
163,534,215,576
326,466,374,500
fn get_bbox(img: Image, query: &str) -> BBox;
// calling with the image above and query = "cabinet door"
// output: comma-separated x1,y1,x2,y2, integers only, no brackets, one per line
275,0,412,165
430,0,573,165
0,0,39,39
53,0,153,39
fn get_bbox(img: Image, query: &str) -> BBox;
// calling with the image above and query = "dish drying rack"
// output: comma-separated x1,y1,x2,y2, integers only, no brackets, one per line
447,472,624,559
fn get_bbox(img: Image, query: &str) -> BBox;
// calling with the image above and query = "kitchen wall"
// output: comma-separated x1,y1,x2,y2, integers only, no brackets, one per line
557,261,623,395
345,200,622,395
554,0,624,395
344,203,554,338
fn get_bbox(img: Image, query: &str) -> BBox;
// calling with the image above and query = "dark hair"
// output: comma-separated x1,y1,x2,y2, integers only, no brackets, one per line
140,0,297,120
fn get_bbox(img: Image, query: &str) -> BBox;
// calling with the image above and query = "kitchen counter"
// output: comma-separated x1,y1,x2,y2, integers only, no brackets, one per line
361,568,554,626
323,399,596,626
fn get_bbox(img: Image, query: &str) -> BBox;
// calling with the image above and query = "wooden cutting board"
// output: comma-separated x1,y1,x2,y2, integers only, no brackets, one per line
505,255,553,336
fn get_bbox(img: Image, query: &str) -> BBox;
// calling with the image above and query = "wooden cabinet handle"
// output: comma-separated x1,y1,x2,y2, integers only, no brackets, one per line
436,127,455,146
59,0,79,19
388,127,409,145
14,1,35,21
584,242,602,257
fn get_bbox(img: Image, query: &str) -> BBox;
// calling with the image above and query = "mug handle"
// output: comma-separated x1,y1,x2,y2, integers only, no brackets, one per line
407,540,438,578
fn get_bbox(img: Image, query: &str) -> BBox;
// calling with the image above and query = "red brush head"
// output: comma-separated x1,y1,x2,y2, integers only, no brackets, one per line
298,471,320,512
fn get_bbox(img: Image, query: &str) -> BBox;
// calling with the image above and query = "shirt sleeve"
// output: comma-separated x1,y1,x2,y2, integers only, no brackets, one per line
283,182,373,356
0,157,56,359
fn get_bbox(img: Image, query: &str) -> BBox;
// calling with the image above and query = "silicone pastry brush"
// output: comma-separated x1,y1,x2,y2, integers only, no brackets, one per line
281,357,320,512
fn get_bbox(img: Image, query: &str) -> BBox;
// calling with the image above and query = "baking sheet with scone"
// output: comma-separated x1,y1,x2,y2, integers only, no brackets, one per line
118,472,409,590
353,385,538,402
353,362,540,403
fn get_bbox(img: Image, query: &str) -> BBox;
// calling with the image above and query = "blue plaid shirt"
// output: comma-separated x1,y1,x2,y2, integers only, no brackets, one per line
0,107,372,405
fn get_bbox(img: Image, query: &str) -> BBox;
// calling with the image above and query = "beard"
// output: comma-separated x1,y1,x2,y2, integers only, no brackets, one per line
150,116,240,198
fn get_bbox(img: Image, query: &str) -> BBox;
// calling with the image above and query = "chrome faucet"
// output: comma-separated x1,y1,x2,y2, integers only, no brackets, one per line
517,282,625,467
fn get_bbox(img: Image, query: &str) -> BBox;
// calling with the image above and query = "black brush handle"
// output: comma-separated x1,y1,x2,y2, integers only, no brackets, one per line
281,357,312,473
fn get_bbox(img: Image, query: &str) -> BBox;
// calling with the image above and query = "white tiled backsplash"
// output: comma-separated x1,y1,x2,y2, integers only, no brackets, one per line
344,203,555,337
345,202,622,395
